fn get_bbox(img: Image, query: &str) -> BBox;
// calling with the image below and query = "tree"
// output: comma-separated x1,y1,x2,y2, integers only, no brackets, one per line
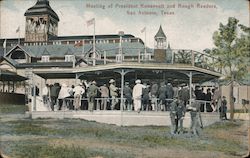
211,17,249,120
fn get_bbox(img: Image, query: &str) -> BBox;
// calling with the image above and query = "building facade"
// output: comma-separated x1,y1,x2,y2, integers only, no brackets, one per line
0,0,227,110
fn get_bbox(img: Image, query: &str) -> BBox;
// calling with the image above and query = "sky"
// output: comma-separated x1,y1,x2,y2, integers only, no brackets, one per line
0,0,249,51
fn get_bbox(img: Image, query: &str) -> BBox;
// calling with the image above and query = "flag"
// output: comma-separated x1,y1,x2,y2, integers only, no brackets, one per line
141,27,146,33
3,39,6,48
87,18,95,27
16,26,20,33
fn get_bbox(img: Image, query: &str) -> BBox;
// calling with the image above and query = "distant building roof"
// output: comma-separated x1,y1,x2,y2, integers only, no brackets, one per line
49,34,135,41
6,41,151,58
16,62,73,68
154,25,166,40
24,0,59,21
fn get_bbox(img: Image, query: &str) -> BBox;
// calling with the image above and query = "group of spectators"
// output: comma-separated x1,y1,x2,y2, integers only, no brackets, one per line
40,79,226,116
40,79,189,112
194,86,222,112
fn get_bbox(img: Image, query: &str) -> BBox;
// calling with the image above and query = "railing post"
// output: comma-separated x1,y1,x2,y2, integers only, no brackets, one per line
96,98,100,110
204,101,207,113
189,71,192,105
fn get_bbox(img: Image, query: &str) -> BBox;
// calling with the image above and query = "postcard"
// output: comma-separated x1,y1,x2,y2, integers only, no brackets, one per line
0,0,249,157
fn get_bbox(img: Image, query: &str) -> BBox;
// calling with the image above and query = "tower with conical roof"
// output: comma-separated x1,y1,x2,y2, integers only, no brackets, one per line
154,25,166,49
154,25,167,62
24,0,59,42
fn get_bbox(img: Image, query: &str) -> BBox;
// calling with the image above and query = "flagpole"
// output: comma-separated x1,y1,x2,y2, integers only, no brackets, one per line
3,39,6,55
93,19,96,66
18,30,20,45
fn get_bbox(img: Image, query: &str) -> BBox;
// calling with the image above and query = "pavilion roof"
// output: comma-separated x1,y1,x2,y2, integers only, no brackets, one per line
0,70,27,81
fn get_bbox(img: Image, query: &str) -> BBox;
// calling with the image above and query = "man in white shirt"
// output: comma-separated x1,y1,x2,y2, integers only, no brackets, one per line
42,84,49,105
109,79,119,110
73,83,85,110
133,79,145,112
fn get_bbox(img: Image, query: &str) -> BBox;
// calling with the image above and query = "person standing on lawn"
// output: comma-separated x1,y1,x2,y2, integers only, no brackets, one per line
169,98,178,135
188,97,202,136
219,96,228,120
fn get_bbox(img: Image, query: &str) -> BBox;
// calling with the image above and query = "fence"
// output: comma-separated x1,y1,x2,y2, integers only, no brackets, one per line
40,97,217,113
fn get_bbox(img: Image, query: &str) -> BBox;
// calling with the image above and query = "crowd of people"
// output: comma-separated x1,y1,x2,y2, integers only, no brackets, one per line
39,79,225,114
39,79,228,136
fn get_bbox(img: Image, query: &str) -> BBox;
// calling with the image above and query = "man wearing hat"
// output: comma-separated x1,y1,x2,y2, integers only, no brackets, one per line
87,80,98,112
188,97,202,136
176,99,186,134
219,96,228,120
99,83,109,110
123,82,132,111
73,82,85,110
109,79,119,110
133,79,145,112
169,97,178,135
178,84,190,107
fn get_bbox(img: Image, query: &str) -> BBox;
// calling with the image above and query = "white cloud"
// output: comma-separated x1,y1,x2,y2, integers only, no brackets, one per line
0,7,26,38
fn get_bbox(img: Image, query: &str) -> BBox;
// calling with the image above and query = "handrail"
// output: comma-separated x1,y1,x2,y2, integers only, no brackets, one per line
49,97,217,113
94,48,222,73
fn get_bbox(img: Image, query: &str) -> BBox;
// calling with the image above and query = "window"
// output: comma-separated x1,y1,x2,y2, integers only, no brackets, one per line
65,55,75,62
41,56,50,62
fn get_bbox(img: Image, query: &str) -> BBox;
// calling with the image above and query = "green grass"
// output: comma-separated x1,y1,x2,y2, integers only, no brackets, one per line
0,104,28,114
0,117,248,158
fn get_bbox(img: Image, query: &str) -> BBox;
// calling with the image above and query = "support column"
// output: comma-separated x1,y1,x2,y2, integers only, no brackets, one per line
114,69,134,111
32,72,36,112
3,81,5,92
7,81,10,92
75,73,79,85
120,69,125,111
12,81,15,93
189,71,193,104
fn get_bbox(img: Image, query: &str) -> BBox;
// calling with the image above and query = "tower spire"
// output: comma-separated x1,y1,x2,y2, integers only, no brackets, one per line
154,25,167,49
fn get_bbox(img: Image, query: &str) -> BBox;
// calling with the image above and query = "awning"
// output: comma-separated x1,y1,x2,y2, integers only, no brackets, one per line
0,70,28,81
33,63,223,85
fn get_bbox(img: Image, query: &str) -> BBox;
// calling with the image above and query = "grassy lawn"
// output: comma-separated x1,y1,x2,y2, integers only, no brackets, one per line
0,114,248,158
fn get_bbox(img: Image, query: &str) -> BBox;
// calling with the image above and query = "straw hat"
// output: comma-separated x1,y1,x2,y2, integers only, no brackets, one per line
109,79,115,83
135,79,141,84
78,82,83,86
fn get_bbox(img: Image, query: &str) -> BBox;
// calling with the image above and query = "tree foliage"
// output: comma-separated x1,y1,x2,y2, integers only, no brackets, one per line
212,17,249,81
210,17,249,120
